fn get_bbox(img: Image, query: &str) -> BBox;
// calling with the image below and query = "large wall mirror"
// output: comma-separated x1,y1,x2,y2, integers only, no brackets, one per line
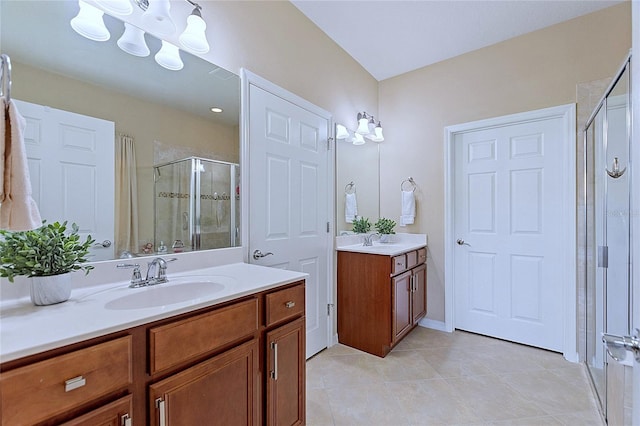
1,1,240,261
335,129,380,235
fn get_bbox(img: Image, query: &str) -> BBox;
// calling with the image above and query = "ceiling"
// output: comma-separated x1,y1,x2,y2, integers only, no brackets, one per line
291,0,624,81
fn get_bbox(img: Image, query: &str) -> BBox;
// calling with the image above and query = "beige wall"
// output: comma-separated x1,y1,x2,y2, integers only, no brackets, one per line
378,3,631,322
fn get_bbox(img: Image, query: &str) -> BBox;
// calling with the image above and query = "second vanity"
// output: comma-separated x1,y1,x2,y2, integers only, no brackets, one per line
0,260,307,426
337,234,427,357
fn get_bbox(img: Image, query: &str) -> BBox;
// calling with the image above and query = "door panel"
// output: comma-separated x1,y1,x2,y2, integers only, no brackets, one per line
454,116,565,351
248,84,329,358
17,99,115,261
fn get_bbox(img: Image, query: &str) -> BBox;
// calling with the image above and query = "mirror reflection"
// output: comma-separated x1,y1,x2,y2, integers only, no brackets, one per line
335,127,380,235
1,0,240,260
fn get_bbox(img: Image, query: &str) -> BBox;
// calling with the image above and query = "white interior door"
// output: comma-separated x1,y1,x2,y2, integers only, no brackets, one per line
246,82,330,358
453,112,569,352
16,99,115,261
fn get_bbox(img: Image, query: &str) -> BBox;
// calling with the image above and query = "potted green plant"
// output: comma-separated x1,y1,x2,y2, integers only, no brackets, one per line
351,216,372,234
374,218,396,243
0,221,95,305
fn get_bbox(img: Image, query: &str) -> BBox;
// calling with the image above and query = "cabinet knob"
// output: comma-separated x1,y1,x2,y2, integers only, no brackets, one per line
285,301,295,309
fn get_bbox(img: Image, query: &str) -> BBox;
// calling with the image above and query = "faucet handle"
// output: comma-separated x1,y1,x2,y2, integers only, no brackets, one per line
117,263,144,287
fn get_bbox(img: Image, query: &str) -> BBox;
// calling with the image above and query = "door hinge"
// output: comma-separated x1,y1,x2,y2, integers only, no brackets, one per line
327,137,333,151
327,222,330,233
327,303,334,316
598,246,608,268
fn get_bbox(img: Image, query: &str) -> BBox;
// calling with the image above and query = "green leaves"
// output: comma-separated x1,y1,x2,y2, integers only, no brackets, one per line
352,217,372,234
0,221,95,282
374,218,396,235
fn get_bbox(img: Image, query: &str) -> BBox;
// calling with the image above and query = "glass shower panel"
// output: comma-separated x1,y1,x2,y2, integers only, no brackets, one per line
586,106,606,406
154,157,239,253
604,66,631,337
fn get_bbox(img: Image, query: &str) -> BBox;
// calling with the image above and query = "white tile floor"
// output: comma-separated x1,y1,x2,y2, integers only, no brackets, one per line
306,327,604,425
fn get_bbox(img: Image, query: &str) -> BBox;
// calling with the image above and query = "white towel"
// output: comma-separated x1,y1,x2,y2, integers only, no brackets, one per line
0,98,42,230
400,190,415,225
345,192,358,223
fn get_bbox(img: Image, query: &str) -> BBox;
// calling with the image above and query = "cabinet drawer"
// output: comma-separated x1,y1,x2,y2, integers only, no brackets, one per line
61,394,133,426
0,336,132,426
391,254,407,275
150,298,259,374
406,250,418,269
265,283,305,327
417,248,427,264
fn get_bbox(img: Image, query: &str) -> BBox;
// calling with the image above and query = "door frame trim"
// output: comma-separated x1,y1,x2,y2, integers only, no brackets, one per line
443,103,577,361
240,69,335,355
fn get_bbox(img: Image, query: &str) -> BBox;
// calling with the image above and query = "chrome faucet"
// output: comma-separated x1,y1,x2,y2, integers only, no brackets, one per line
363,233,378,246
117,257,177,287
145,257,177,285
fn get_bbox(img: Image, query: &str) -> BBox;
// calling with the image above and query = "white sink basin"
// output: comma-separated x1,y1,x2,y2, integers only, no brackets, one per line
104,275,235,310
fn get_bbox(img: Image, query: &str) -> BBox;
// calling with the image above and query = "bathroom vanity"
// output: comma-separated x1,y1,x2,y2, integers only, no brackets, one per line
337,236,427,357
0,263,306,426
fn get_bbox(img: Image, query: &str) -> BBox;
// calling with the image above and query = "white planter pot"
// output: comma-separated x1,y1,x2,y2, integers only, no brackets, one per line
379,234,392,243
29,273,72,306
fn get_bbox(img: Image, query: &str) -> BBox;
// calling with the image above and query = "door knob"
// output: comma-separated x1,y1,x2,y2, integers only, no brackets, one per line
253,249,274,260
456,239,470,246
603,329,640,362
93,239,112,248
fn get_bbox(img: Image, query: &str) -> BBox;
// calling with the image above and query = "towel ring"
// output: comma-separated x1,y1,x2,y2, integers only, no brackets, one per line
345,181,356,194
0,53,11,103
401,177,416,192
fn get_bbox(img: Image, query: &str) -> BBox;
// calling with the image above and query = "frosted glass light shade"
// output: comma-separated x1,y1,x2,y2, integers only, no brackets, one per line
352,133,366,145
70,0,110,42
94,0,133,15
179,13,210,54
142,0,176,36
356,117,370,135
336,124,349,140
155,41,183,71
117,23,150,57
370,125,384,142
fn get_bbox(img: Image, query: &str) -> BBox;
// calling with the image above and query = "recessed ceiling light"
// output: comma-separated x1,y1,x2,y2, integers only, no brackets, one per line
210,107,223,113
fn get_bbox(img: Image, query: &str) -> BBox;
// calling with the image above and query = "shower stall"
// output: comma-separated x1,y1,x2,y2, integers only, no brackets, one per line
154,157,240,253
583,55,632,423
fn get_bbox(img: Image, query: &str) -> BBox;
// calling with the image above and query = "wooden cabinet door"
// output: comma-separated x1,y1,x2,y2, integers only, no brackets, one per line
411,264,427,324
61,395,133,426
149,339,259,426
266,317,305,426
392,271,412,342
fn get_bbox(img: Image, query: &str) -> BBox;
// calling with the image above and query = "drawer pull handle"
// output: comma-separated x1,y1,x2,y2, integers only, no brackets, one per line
156,398,167,426
396,262,403,266
121,413,132,426
285,301,296,309
64,376,86,392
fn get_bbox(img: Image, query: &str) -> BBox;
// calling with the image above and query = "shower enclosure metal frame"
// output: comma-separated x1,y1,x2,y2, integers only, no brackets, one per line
154,156,239,252
583,53,632,419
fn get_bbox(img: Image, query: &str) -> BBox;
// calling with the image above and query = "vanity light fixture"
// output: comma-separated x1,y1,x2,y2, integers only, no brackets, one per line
70,0,111,42
336,124,350,140
355,111,385,142
352,133,366,145
141,0,176,36
154,40,184,70
117,23,150,57
71,0,211,71
179,5,210,54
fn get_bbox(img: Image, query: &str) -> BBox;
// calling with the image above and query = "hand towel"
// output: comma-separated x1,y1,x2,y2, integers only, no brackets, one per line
400,190,415,225
345,192,358,223
0,98,42,230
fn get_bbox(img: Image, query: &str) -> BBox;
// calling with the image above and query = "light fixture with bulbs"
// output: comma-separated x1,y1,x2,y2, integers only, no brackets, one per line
335,112,385,145
355,111,384,142
70,0,211,72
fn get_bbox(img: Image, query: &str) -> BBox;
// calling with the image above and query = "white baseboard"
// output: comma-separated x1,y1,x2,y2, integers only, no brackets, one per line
418,318,449,332
330,333,339,347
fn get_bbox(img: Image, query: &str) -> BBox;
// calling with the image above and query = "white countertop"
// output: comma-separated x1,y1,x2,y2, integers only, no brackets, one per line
336,233,427,256
0,263,307,363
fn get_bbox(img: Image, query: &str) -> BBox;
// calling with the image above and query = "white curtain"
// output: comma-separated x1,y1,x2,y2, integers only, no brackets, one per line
115,134,139,255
